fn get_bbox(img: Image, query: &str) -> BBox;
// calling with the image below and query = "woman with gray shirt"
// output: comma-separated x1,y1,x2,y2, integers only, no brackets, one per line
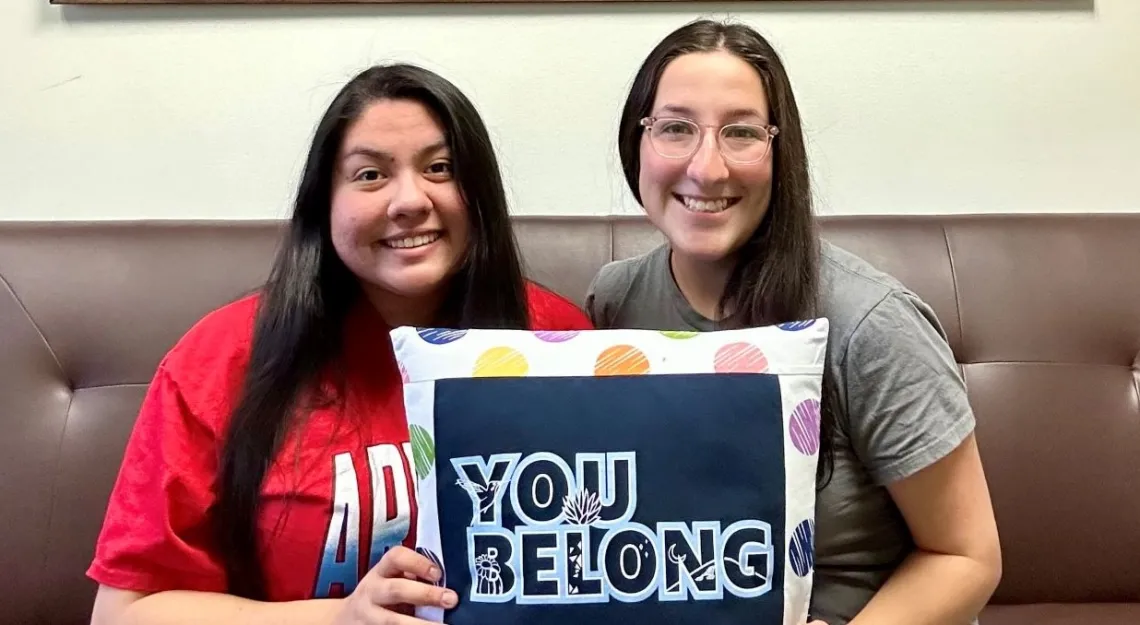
586,19,1001,625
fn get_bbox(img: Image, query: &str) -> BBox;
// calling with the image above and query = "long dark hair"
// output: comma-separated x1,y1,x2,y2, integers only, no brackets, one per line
216,63,530,599
617,20,839,486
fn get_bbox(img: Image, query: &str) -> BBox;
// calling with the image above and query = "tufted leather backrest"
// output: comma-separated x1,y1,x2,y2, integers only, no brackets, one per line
1,215,1138,624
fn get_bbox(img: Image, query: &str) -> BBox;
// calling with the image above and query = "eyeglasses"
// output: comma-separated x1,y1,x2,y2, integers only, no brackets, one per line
639,116,779,165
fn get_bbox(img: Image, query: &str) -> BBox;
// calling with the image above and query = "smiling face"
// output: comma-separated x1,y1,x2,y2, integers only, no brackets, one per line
638,50,774,266
329,98,470,323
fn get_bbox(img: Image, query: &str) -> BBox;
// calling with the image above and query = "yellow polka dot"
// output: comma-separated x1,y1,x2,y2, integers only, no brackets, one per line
594,345,651,376
473,346,529,377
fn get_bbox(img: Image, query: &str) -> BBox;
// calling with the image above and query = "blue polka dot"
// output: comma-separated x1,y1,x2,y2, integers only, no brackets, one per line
416,328,468,345
789,519,815,577
778,320,816,331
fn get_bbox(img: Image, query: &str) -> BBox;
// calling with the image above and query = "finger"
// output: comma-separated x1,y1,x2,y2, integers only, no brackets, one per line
361,603,449,625
373,546,442,583
370,577,459,610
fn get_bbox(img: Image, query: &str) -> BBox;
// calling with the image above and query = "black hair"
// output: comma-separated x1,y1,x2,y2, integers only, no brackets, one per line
618,20,839,487
216,63,530,598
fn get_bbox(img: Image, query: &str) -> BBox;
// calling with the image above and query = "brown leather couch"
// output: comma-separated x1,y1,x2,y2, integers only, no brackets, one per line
2,214,1138,625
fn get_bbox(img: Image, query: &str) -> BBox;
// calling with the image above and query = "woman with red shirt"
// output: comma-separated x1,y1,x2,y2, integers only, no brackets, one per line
88,64,592,625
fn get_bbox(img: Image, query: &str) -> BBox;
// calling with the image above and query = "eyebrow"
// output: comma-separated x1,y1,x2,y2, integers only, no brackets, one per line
341,140,449,163
656,104,767,122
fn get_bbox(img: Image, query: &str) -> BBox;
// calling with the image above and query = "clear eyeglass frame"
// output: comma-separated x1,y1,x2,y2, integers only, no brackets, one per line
639,116,779,165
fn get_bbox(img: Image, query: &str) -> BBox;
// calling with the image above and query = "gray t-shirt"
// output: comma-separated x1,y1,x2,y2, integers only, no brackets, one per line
584,241,976,625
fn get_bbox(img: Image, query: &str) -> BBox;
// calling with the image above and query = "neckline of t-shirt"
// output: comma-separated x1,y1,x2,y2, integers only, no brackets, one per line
657,244,719,333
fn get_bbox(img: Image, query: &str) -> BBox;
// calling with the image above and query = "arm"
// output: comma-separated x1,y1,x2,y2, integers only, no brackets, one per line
92,546,456,625
87,364,344,625
841,291,1001,625
87,370,456,625
91,587,338,625
849,434,1002,625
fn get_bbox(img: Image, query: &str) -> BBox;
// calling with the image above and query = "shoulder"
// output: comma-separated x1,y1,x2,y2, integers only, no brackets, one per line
584,244,668,326
591,245,664,296
817,242,972,483
817,240,950,360
163,293,258,369
156,293,260,419
524,281,594,330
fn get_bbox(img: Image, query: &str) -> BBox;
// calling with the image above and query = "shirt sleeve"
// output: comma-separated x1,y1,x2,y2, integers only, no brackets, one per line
841,290,976,485
86,362,227,593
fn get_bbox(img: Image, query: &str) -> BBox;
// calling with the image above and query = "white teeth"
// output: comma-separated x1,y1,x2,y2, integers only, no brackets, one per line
680,196,731,213
385,233,440,249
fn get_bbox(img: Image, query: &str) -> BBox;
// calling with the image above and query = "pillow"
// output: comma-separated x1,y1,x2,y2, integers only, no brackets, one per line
391,320,828,625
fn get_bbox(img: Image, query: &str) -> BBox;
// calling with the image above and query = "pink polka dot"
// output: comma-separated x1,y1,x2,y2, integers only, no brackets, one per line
789,399,821,455
714,342,769,374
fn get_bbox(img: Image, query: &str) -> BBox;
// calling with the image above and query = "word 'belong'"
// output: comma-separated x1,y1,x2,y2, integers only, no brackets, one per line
449,451,775,605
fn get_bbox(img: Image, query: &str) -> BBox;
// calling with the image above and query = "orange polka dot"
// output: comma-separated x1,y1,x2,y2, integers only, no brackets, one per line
474,346,529,377
594,345,651,376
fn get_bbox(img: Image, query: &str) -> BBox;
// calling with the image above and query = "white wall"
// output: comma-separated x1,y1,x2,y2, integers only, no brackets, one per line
2,0,1137,221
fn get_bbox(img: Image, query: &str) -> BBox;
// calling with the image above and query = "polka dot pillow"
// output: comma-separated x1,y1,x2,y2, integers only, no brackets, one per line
391,320,828,625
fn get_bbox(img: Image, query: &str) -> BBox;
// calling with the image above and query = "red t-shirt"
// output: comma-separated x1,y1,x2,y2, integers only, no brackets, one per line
88,282,592,601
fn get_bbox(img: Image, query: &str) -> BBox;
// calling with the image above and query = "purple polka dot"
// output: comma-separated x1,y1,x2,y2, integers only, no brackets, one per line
789,519,815,577
416,328,467,345
534,330,580,343
789,399,821,455
778,320,816,331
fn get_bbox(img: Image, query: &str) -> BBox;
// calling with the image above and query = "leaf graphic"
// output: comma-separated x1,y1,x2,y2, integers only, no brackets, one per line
409,424,435,481
561,488,602,525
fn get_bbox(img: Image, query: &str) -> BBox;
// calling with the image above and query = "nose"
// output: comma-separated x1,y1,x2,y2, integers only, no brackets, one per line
386,170,433,219
685,130,730,184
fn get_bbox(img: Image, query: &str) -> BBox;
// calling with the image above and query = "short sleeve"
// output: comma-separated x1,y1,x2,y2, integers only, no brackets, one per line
86,363,227,593
842,291,975,485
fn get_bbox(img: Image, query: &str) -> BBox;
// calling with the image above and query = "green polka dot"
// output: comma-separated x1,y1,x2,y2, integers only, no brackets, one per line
409,424,435,481
660,330,699,339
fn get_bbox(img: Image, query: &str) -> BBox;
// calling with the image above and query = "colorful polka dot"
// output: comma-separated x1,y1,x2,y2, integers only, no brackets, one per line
534,331,580,343
473,346,529,377
660,330,699,339
417,328,468,345
409,424,435,481
594,345,651,376
714,342,769,373
789,399,821,455
789,519,815,577
777,320,815,331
